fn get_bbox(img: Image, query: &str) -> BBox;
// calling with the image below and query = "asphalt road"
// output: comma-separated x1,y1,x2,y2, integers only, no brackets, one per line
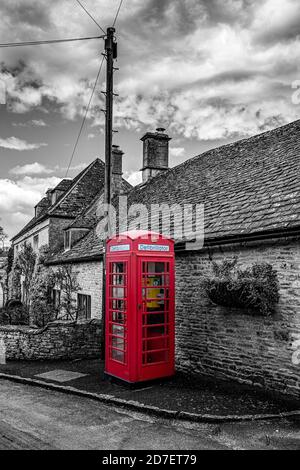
0,380,299,450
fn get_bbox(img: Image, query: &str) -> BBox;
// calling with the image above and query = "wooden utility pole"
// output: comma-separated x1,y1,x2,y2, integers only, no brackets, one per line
101,27,117,359
104,26,115,210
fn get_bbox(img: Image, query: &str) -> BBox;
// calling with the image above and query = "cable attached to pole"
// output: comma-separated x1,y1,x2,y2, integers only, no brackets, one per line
113,0,125,27
0,36,104,48
75,0,106,35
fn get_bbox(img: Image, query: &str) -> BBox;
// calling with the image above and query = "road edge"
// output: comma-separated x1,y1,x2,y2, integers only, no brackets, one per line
0,372,299,423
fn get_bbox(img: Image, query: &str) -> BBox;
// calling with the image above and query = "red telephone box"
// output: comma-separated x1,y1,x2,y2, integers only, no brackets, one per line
105,230,175,383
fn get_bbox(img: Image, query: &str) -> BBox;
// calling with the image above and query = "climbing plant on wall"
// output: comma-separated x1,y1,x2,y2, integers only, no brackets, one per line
14,244,37,308
203,257,280,316
54,265,81,321
30,246,57,327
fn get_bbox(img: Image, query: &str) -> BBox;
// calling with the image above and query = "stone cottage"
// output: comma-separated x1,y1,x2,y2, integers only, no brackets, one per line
10,157,131,304
11,120,300,399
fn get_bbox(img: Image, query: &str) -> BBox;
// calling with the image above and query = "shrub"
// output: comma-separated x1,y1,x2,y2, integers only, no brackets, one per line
203,258,280,316
30,270,57,327
0,304,29,325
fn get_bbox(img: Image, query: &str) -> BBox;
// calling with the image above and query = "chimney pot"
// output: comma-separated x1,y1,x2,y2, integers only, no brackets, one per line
140,128,171,183
111,145,124,197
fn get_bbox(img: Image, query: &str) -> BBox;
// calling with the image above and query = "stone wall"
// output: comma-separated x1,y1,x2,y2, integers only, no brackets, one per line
13,218,49,257
75,261,103,319
0,320,101,360
49,217,74,253
175,237,300,399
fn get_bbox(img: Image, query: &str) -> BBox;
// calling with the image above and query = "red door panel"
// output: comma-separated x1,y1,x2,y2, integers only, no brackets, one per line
138,258,175,381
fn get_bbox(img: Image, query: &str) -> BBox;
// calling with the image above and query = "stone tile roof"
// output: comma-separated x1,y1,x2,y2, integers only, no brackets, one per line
12,159,106,241
68,178,132,230
48,229,103,264
48,159,106,218
47,119,300,264
126,119,300,240
54,179,73,191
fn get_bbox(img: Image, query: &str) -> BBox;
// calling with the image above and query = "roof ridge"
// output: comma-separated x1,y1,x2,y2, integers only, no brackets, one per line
48,158,102,215
66,174,132,230
131,118,300,196
11,158,104,241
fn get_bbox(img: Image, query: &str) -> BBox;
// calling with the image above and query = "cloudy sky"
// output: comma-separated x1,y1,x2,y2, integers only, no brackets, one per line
1,0,300,240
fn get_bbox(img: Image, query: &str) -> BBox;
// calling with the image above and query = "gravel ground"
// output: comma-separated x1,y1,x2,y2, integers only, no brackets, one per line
0,359,298,417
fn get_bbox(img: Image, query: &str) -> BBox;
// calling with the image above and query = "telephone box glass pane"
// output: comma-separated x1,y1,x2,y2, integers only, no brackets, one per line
112,312,126,324
111,349,125,363
109,261,128,365
111,324,125,336
112,299,126,311
112,274,125,286
143,325,168,336
141,261,170,366
147,351,168,364
112,287,125,299
112,262,126,274
143,351,168,365
143,337,169,351
112,337,125,349
143,262,165,274
143,313,165,325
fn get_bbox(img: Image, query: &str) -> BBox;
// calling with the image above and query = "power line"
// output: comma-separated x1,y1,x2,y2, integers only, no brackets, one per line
65,56,105,177
113,0,125,27
75,0,106,35
0,35,104,48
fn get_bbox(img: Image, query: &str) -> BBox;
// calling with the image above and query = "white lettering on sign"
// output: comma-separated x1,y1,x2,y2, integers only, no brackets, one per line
110,244,130,252
138,244,170,252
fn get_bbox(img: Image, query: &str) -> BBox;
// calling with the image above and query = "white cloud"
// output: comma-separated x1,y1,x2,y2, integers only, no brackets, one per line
252,0,300,43
170,147,185,158
1,0,300,142
31,119,47,127
56,163,87,173
10,162,53,176
1,0,300,236
12,119,47,127
0,175,61,238
124,170,142,187
0,136,47,151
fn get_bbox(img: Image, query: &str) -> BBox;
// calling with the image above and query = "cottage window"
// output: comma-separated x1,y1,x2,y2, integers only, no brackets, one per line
64,230,71,251
33,234,39,250
52,289,61,311
77,294,91,320
51,191,58,205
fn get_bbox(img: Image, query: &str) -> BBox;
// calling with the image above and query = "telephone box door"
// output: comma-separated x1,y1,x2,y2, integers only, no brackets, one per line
106,258,130,380
138,258,175,381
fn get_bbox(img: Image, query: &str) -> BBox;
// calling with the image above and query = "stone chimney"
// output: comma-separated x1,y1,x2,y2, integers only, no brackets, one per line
141,128,171,183
34,199,48,218
46,189,52,202
112,145,124,197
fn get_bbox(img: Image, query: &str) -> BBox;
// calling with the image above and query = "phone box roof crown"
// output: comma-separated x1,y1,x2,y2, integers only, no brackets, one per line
107,231,174,254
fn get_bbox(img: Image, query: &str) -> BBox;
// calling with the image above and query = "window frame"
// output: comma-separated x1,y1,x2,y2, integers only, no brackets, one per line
33,234,39,251
77,293,92,320
52,289,61,312
64,230,71,251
